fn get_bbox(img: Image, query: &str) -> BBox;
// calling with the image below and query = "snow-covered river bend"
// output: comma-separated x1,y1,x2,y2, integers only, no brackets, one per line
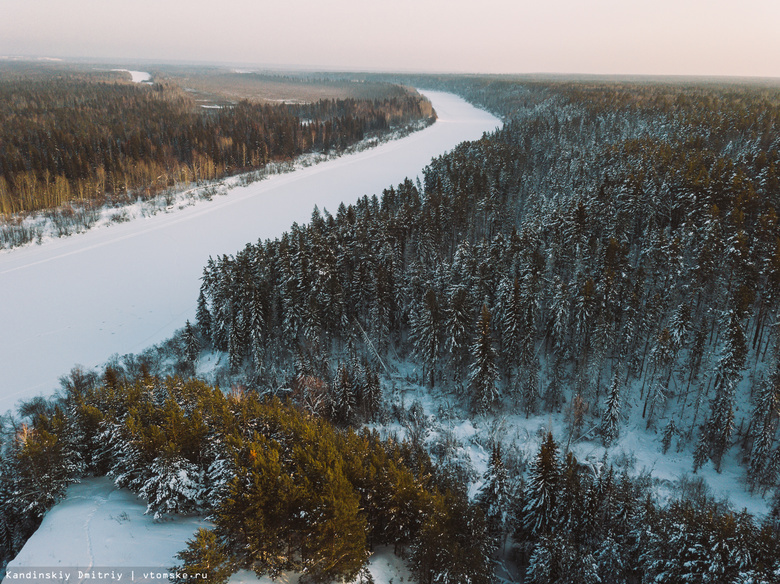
0,91,500,412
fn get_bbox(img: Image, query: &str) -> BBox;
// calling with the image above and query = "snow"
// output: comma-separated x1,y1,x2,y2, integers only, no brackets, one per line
377,369,770,518
5,477,208,577
112,69,152,84
5,478,412,584
0,91,500,415
224,548,410,584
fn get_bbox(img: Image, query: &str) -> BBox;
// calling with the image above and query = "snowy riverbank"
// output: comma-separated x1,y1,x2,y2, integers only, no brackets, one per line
0,90,500,413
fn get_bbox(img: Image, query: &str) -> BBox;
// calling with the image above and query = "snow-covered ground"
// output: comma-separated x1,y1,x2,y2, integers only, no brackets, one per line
0,91,500,414
4,478,409,584
112,69,152,83
376,371,769,517
5,478,207,578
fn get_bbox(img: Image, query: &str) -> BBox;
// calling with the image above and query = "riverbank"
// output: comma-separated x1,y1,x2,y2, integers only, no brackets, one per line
0,90,500,413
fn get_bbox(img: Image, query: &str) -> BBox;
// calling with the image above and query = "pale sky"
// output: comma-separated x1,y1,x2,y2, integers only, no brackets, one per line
1,0,779,77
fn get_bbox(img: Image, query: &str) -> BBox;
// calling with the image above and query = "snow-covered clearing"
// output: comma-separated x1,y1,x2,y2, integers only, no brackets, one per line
0,91,500,414
5,478,411,584
375,367,769,517
5,477,207,577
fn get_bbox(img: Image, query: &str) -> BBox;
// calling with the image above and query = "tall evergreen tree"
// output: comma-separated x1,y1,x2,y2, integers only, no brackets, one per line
184,320,200,365
476,443,512,550
410,287,442,388
601,373,622,447
196,287,212,342
521,432,561,538
469,304,500,414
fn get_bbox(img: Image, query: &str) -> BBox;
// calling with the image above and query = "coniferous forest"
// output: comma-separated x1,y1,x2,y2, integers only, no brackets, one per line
0,67,433,215
3,74,780,582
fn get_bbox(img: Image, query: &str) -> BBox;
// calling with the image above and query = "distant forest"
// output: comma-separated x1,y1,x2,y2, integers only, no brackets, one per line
0,71,433,214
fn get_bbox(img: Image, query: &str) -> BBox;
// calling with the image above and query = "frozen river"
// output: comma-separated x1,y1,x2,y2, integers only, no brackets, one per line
0,91,500,413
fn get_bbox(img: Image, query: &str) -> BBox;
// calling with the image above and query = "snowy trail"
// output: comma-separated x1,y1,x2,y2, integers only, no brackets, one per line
0,91,500,413
5,477,208,573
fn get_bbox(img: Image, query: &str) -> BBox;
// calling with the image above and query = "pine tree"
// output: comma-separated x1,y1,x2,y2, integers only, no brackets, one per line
469,304,500,414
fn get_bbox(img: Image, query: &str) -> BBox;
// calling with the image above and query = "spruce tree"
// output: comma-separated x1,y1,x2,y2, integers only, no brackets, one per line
196,287,212,342
174,528,233,584
446,284,474,382
522,432,560,537
184,320,200,364
140,451,204,520
410,287,442,388
476,443,512,550
601,373,622,447
469,304,500,414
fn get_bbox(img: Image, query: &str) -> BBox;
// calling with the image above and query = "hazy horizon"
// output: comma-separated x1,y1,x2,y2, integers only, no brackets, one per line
2,0,780,78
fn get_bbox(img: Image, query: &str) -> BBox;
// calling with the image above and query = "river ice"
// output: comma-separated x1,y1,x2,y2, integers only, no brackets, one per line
0,91,500,413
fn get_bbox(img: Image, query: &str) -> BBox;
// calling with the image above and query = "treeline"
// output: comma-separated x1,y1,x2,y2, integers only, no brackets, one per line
0,73,434,214
196,79,780,491
0,371,492,583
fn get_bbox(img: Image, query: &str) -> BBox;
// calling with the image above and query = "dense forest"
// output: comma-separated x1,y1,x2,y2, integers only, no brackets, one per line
4,75,780,582
191,78,780,580
1,368,778,583
0,70,433,215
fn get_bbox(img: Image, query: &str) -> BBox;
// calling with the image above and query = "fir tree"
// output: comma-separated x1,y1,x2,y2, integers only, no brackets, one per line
601,373,622,447
469,304,500,414
174,528,233,584
184,320,200,365
410,287,442,388
476,443,512,550
196,286,212,342
521,432,560,538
